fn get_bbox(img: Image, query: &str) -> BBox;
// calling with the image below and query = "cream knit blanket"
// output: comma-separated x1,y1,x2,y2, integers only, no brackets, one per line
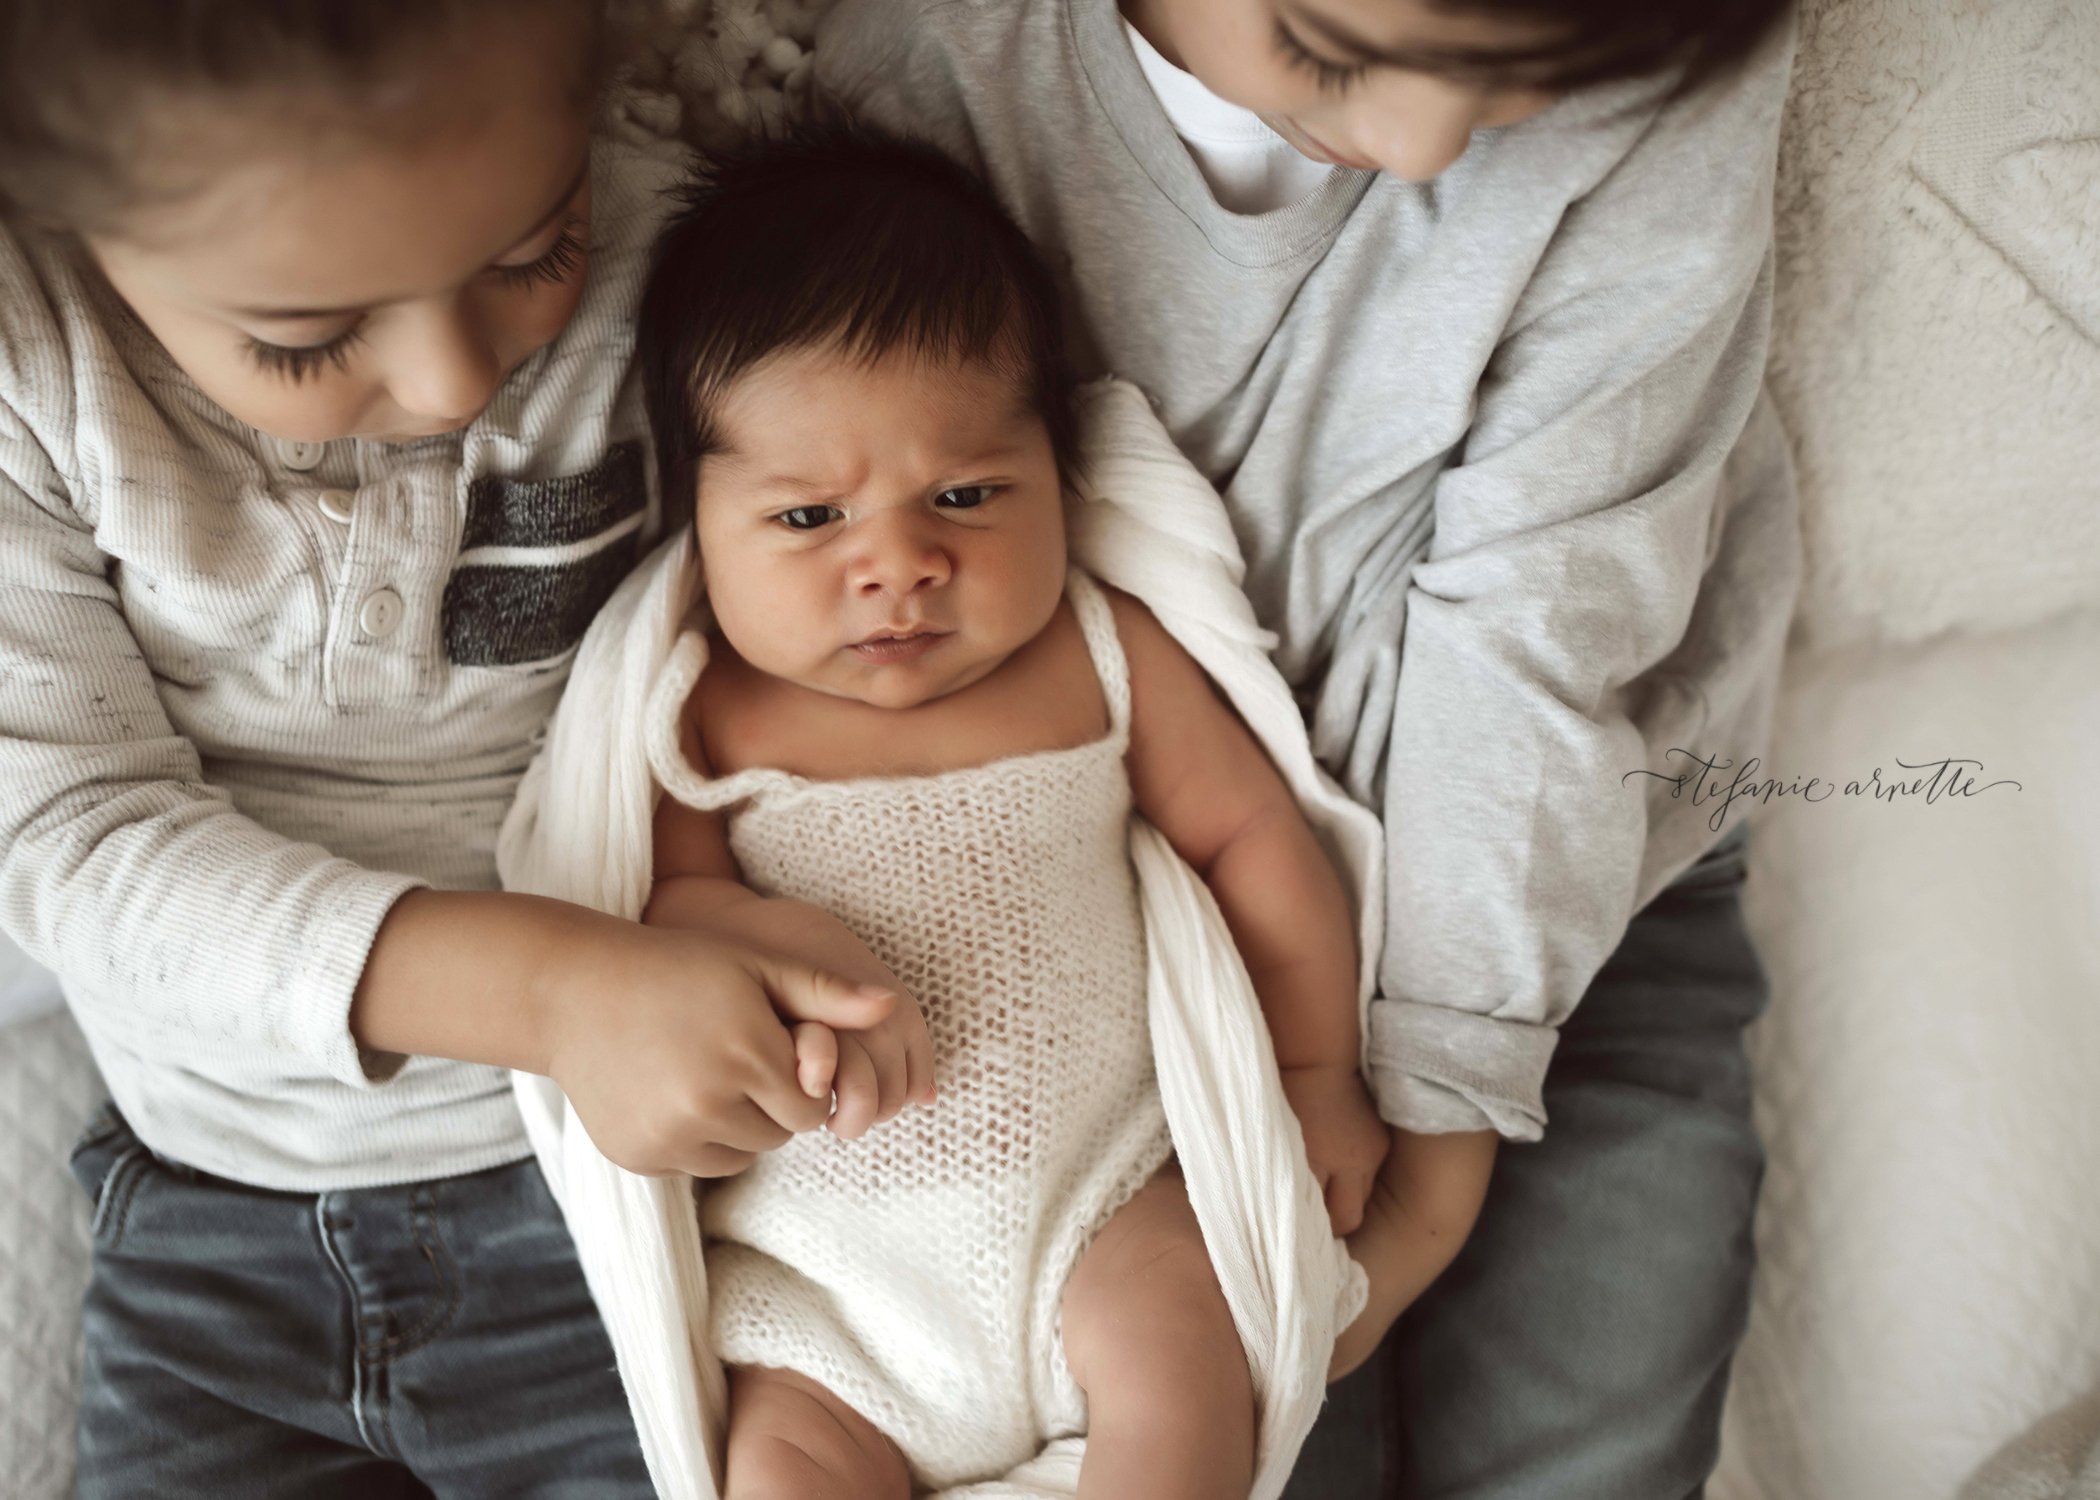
497,377,1377,1499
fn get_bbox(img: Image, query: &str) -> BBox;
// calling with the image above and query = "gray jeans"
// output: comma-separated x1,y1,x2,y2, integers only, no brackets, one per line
68,1115,652,1499
1285,821,1766,1500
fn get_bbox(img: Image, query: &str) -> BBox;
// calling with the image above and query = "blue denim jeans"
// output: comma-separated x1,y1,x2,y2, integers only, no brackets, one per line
67,1112,652,1499
1284,821,1767,1500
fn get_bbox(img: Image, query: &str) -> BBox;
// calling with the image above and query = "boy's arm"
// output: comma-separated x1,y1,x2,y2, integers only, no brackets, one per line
1360,34,1799,1143
0,362,437,1093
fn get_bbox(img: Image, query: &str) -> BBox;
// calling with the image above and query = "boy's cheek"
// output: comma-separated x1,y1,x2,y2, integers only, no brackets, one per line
1162,3,1316,116
492,273,589,371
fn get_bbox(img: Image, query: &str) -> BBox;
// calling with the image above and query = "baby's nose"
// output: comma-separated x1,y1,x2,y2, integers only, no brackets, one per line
854,519,952,596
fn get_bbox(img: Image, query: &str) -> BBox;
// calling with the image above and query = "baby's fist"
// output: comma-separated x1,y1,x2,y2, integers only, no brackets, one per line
1281,1063,1391,1236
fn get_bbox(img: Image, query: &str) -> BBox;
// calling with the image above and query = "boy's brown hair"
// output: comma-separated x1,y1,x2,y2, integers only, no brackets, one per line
0,0,615,233
1395,0,1792,93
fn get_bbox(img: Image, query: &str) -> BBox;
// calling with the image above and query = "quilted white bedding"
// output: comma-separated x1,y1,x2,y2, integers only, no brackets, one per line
1712,610,2100,1500
0,1004,101,1499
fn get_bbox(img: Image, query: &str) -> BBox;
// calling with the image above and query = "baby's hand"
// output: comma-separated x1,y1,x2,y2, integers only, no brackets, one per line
1330,1126,1498,1382
1280,1063,1391,1236
706,896,937,1140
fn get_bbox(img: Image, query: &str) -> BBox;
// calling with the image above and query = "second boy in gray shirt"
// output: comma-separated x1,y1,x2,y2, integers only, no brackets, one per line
817,0,1799,1141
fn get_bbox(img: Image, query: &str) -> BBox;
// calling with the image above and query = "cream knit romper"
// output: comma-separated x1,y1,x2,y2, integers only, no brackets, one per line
664,571,1176,1488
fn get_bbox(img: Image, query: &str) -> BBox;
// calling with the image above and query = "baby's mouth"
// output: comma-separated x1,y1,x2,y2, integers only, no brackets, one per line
851,629,950,664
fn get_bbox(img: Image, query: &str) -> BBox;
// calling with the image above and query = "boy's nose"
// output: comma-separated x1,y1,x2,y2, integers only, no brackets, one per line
388,302,502,427
853,515,952,598
1354,75,1482,182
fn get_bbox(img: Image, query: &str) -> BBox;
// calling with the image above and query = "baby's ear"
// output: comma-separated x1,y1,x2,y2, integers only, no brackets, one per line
681,462,706,529
679,540,712,633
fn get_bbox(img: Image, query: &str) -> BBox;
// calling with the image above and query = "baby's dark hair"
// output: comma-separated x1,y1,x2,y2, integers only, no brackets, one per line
1409,0,1793,93
0,0,616,233
638,116,1081,523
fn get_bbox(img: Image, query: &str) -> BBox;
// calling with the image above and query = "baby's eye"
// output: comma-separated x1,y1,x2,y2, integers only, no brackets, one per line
776,505,842,531
936,485,995,510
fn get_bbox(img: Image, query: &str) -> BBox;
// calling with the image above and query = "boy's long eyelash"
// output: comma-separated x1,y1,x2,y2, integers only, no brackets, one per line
245,327,366,385
492,222,587,291
1273,20,1371,93
242,222,587,384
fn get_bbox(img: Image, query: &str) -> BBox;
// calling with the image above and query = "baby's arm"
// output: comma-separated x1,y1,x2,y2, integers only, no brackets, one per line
647,707,936,1145
1108,591,1389,1233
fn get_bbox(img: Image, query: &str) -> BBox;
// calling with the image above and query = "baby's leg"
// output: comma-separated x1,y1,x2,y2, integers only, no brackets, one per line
1060,1161,1256,1499
721,1363,912,1500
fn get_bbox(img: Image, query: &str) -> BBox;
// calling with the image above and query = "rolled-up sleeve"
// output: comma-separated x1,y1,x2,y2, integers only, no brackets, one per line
1368,56,1789,1139
0,401,423,1089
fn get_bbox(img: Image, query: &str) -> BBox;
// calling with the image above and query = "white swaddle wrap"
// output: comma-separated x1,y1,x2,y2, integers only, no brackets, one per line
497,378,1380,1499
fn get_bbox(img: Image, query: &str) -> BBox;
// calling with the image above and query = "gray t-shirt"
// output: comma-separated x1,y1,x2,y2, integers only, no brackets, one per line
817,0,1802,1139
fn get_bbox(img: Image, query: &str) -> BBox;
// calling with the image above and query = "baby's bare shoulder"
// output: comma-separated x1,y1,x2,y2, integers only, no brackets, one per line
1097,583,1165,644
1096,583,1213,706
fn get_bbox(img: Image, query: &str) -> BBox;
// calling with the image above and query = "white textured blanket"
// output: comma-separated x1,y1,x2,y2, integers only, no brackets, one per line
496,377,1377,1498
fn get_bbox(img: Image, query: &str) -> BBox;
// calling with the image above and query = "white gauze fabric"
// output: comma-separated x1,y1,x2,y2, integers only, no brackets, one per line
497,377,1378,1499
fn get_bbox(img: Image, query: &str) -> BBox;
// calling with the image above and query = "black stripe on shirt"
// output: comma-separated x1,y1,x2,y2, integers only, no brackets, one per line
460,440,646,551
442,531,641,667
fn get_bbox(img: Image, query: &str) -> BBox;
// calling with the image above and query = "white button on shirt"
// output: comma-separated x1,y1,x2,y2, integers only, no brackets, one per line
317,489,356,525
274,436,327,472
357,588,404,640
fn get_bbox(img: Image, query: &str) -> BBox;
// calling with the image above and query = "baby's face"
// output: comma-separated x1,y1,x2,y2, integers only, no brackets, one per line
695,342,1069,712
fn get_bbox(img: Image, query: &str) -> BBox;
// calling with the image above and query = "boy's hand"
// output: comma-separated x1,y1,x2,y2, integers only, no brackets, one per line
535,920,910,1179
687,894,937,1142
1329,1126,1500,1381
1281,1062,1393,1236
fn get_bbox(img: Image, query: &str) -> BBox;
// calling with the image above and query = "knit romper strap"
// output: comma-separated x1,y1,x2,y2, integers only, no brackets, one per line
1062,567,1133,752
646,568,1131,814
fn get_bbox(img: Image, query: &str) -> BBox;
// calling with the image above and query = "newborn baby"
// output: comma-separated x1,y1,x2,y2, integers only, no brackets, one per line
636,120,1387,1500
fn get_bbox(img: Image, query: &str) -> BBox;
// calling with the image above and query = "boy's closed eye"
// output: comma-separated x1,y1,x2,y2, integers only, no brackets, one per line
240,218,591,385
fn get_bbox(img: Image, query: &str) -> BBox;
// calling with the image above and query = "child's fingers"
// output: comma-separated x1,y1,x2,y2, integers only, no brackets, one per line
757,954,897,1030
670,1097,796,1175
826,1039,881,1141
853,1018,910,1123
792,1021,838,1099
904,999,936,1107
744,1033,838,1137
